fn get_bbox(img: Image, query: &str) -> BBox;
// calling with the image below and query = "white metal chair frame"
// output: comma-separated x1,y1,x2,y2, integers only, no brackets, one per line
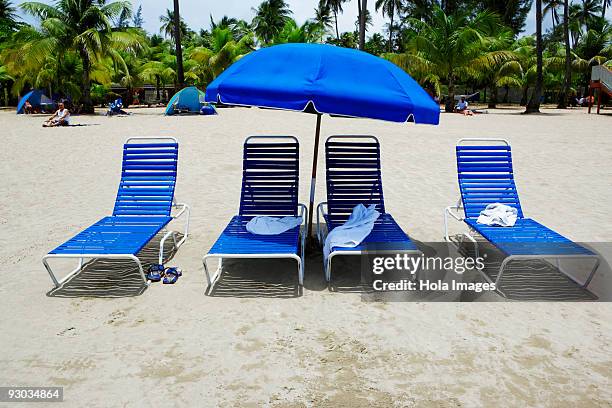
202,136,307,294
317,135,421,283
42,137,191,288
444,138,600,296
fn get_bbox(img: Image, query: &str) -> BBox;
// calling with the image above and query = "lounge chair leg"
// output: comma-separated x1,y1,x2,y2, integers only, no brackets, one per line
129,255,148,286
42,256,60,288
203,255,224,294
159,230,177,265
294,256,303,286
548,256,601,290
326,254,334,283
582,257,601,288
494,256,513,297
202,256,212,287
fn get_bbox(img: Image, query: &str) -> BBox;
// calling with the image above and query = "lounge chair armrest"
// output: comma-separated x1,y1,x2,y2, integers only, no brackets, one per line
171,201,191,240
444,202,464,242
298,203,307,221
316,202,328,245
445,204,464,222
173,202,189,218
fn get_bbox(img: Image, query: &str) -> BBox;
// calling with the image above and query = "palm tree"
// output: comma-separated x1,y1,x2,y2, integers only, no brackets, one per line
526,0,543,113
251,0,292,45
188,27,253,85
357,0,368,50
0,0,20,40
172,0,184,88
275,19,325,44
543,0,563,29
323,0,347,40
0,64,13,106
313,1,334,41
569,3,584,46
603,0,612,17
355,9,374,33
159,10,188,42
386,7,508,112
558,0,571,108
471,30,521,108
576,0,602,31
15,0,144,113
0,0,17,22
375,0,402,52
572,21,612,91
139,60,174,101
511,37,538,105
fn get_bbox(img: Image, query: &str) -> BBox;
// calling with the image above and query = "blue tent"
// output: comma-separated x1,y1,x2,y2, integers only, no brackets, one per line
165,86,209,115
17,90,54,114
205,43,440,235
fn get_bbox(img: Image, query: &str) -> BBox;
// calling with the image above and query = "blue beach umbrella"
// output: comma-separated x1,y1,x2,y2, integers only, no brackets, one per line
205,43,440,236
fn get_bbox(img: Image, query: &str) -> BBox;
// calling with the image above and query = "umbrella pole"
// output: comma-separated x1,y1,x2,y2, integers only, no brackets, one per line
307,113,322,240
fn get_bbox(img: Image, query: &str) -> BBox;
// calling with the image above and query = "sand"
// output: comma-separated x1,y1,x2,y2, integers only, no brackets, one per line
0,106,611,407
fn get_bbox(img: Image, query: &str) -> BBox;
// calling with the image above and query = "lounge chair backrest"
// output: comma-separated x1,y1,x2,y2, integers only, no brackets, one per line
239,136,299,217
456,139,524,219
113,138,179,217
325,135,386,226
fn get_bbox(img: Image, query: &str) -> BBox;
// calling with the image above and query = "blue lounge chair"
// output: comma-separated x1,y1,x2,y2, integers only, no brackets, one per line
42,137,190,288
444,138,600,295
317,136,420,282
202,136,306,291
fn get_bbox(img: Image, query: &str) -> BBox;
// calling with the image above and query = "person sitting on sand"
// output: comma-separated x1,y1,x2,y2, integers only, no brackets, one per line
24,100,33,114
455,97,473,116
43,102,70,127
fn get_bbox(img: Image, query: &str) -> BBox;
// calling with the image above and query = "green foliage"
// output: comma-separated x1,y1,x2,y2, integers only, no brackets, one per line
0,0,609,111
251,0,292,45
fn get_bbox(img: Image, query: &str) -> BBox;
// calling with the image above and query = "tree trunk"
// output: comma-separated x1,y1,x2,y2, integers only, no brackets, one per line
557,0,571,109
388,5,394,52
551,10,556,29
79,49,94,114
488,86,498,108
503,85,509,103
3,86,8,107
334,10,339,40
445,76,455,112
173,0,185,88
156,76,161,100
358,0,367,51
526,0,543,114
520,86,529,105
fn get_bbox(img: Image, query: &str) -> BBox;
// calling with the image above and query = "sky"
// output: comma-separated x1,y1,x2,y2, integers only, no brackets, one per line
11,0,612,38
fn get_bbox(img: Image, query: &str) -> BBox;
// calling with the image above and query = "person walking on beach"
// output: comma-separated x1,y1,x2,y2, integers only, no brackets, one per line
43,102,70,127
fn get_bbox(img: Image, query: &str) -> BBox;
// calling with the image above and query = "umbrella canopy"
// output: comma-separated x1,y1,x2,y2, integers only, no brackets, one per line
205,43,440,236
165,86,207,115
206,43,439,124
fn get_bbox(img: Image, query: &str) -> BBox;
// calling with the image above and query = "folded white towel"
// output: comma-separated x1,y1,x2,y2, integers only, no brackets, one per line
246,216,302,235
324,204,380,261
477,203,518,227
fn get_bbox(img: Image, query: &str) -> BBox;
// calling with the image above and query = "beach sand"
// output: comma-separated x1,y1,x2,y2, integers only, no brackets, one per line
1,107,611,407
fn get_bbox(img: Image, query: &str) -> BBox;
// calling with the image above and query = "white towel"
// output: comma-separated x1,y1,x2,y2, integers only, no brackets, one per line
477,203,518,227
246,216,302,235
324,204,380,261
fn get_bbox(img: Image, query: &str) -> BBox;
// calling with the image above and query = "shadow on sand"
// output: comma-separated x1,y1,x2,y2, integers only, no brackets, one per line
207,258,304,298
46,233,181,298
